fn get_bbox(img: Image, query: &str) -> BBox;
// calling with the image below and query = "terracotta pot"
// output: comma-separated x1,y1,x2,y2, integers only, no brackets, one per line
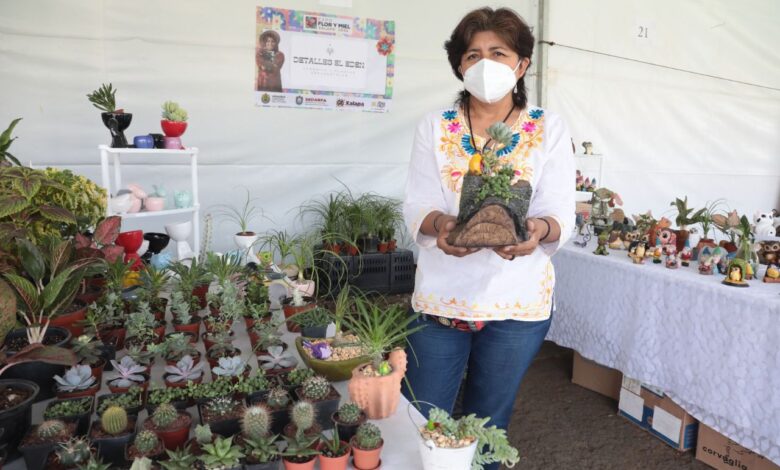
100,327,126,350
351,437,383,470
348,349,407,419
192,283,209,309
56,381,100,400
49,301,87,337
345,245,359,256
318,441,351,470
282,457,317,470
720,240,738,253
204,318,233,333
145,411,192,450
377,242,389,254
173,319,200,339
282,297,316,333
388,240,397,252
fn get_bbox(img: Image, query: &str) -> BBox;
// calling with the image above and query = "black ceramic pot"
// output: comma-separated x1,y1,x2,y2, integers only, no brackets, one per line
197,402,241,437
300,324,328,339
100,112,133,148
0,379,39,452
144,232,170,254
93,419,136,467
3,327,72,401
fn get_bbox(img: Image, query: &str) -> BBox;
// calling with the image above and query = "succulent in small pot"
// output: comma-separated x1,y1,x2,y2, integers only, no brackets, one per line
350,423,383,470
211,356,248,381
296,375,340,431
250,318,285,353
280,432,320,468
318,425,351,470
258,345,298,375
241,405,281,466
158,447,197,469
289,307,331,339
162,332,200,364
44,396,94,436
243,282,272,329
88,83,132,148
70,334,107,381
124,344,158,373
284,367,316,390
54,365,99,399
281,289,316,333
170,290,200,338
200,435,244,469
125,302,162,347
164,354,205,387
331,401,366,443
96,387,144,416
19,419,74,470
200,396,245,437
52,435,93,468
127,430,164,460
284,400,321,439
108,356,149,393
146,385,190,412
91,406,137,466
138,265,171,319
233,373,271,402
144,402,193,450
259,386,292,436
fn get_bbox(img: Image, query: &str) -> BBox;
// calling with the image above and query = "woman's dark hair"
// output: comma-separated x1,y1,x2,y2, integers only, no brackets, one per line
445,7,534,109
259,30,281,51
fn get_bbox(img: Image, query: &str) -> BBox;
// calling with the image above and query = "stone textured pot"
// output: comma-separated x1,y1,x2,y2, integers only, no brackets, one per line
295,337,370,382
347,349,407,419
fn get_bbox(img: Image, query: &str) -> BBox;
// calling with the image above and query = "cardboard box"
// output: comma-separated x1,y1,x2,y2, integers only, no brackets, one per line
696,424,780,470
618,377,699,451
571,351,623,401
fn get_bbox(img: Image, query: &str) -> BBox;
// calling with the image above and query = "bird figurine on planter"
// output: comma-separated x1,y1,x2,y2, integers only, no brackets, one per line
446,122,532,247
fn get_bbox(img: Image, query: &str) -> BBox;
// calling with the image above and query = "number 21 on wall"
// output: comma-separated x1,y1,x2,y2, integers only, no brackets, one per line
637,25,649,38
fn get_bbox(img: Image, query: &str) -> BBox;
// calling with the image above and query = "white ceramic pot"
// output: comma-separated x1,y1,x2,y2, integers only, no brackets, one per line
409,402,478,470
165,221,194,260
233,233,259,264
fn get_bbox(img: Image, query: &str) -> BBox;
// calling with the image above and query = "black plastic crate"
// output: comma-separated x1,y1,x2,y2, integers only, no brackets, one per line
351,252,391,293
315,252,353,297
389,250,415,294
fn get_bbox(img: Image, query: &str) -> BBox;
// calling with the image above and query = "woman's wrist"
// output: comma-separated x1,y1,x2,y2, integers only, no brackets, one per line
537,217,551,242
432,213,446,234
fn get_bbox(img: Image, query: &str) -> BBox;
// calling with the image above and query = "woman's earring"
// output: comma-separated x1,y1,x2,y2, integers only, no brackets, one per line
513,84,518,94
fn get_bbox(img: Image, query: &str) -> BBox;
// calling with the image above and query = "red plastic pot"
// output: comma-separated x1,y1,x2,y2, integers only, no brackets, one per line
173,319,200,339
377,243,389,254
161,120,188,138
100,327,126,350
192,283,209,309
49,301,87,337
145,411,192,450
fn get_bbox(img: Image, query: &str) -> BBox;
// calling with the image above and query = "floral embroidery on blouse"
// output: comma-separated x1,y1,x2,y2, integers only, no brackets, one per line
437,107,545,192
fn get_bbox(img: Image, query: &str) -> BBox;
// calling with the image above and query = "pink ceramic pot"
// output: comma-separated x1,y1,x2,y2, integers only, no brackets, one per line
144,197,165,211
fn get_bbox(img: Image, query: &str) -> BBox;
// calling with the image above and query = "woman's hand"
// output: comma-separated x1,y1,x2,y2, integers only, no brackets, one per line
437,215,480,257
493,218,543,260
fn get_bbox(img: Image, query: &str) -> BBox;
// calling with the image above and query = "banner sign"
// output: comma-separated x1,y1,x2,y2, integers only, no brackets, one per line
255,6,395,112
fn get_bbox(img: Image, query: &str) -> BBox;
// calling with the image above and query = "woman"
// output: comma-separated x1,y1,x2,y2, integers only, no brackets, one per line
256,30,285,92
402,7,574,466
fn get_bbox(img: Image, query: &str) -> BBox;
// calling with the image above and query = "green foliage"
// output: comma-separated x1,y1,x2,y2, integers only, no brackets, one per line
138,264,170,306
286,367,315,388
0,117,23,166
280,433,320,460
341,296,423,368
97,387,142,414
195,424,214,445
77,457,112,470
162,332,197,362
337,402,363,424
37,419,68,440
290,306,331,328
160,448,197,470
242,405,271,440
291,400,315,433
200,435,245,469
244,432,280,463
170,290,193,325
671,196,705,229
169,257,209,300
0,279,15,345
207,280,246,321
45,397,93,419
205,397,240,418
161,101,188,122
233,373,271,394
56,436,92,467
133,430,160,455
147,384,189,406
39,168,106,234
152,403,179,429
355,422,382,450
426,407,520,470
476,164,515,204
214,188,262,234
266,386,290,409
125,302,157,344
301,375,330,401
101,406,128,435
319,425,348,457
71,334,103,365
87,83,117,112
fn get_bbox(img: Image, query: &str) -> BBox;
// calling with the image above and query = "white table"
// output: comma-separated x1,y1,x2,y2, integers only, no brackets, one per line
10,310,425,469
547,240,780,465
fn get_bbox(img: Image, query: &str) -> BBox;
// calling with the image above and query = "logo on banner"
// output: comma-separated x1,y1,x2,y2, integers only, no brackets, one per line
343,100,364,108
303,15,352,34
304,16,318,30
261,93,271,104
295,96,304,105
305,97,327,105
336,99,345,107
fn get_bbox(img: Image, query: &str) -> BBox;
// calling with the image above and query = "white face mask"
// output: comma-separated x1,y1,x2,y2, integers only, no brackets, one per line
462,58,521,104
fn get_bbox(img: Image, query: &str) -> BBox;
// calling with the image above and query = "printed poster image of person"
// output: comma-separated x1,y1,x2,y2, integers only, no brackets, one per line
256,30,285,92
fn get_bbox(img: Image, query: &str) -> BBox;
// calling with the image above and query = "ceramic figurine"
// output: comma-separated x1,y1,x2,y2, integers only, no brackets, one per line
109,193,133,214
657,228,677,255
722,258,749,287
590,188,622,234
582,141,594,155
629,242,646,264
758,240,780,265
174,190,193,209
593,231,609,256
698,256,713,275
608,229,626,250
764,262,780,283
679,239,693,267
652,239,663,263
665,246,680,269
753,211,776,238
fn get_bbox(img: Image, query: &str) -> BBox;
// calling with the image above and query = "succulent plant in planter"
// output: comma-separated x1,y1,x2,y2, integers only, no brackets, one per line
125,302,161,347
351,422,383,470
280,431,320,467
290,307,331,339
108,356,148,391
88,83,132,148
164,354,204,385
138,265,170,317
96,386,143,415
128,430,163,460
241,405,280,466
163,332,199,363
212,356,247,379
250,317,284,353
53,436,93,468
170,290,199,337
201,397,245,437
318,425,351,468
285,367,316,389
298,375,340,431
54,364,98,398
266,386,291,409
159,448,198,470
20,419,75,470
331,401,366,443
258,345,297,374
200,435,245,469
145,401,193,450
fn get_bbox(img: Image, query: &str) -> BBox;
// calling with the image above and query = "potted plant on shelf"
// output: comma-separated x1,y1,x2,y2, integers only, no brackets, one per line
91,406,137,466
54,364,99,399
47,435,93,469
296,375,340,431
375,196,402,252
44,396,94,436
19,419,75,470
88,83,131,148
160,101,189,149
126,430,165,461
199,396,245,437
171,290,200,338
416,406,520,470
144,402,193,450
284,400,321,439
215,189,263,262
318,426,351,470
164,354,205,388
300,190,349,254
350,423,383,470
331,401,366,443
344,298,423,419
280,431,320,470
240,405,280,470
108,356,150,394
200,435,245,470
290,307,331,339
690,199,725,260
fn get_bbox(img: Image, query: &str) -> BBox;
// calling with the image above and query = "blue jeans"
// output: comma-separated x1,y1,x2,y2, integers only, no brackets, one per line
402,313,552,470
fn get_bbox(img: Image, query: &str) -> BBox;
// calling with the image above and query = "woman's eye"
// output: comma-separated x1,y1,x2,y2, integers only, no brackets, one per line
466,54,478,60
494,51,506,57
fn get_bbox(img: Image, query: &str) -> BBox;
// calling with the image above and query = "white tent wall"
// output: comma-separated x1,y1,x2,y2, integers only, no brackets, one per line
0,0,538,252
543,0,780,231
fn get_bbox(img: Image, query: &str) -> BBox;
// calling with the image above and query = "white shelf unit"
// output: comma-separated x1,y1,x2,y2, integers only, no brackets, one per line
575,154,605,202
98,145,200,255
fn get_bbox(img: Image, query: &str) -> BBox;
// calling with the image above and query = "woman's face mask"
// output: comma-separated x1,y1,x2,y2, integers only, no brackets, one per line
462,58,521,104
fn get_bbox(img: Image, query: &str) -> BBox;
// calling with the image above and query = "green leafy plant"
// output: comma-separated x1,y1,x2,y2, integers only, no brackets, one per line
469,122,517,204
170,290,194,325
286,367,315,388
693,199,726,240
280,433,319,463
200,435,245,469
37,168,106,235
214,188,263,235
289,306,331,328
147,384,188,406
0,118,22,166
159,448,197,470
424,407,520,470
138,264,170,309
45,397,93,419
125,302,158,345
233,373,271,394
169,257,210,303
77,457,112,470
670,196,705,230
162,332,198,362
195,424,214,445
320,425,349,457
70,334,104,366
96,387,142,414
161,101,188,122
86,83,118,113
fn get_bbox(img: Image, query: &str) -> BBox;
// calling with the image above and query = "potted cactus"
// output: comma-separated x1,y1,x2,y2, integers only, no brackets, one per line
199,396,244,437
54,364,99,399
317,426,351,470
295,375,340,430
144,402,193,450
46,436,94,469
96,387,144,417
283,400,321,439
19,419,75,470
160,101,189,149
240,405,280,470
200,435,244,470
87,83,132,148
331,401,366,443
126,430,165,461
91,406,137,466
44,396,94,436
258,386,292,436
350,423,383,470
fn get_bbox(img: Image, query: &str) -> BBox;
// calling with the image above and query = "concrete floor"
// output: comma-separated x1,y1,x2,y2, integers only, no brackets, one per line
506,341,710,470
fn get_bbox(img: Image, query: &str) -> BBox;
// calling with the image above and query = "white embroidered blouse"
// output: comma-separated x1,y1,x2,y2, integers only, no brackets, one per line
403,106,575,321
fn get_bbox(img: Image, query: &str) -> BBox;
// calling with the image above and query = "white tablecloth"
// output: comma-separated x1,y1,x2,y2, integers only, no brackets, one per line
547,240,780,465
10,311,425,469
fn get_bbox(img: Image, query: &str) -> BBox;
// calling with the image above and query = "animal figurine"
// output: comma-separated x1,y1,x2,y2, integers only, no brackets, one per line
753,211,776,238
657,228,677,255
593,231,609,256
679,240,693,267
764,263,780,283
608,230,626,250
582,141,594,155
758,240,780,265
722,259,749,287
652,239,663,264
629,242,646,264
698,255,713,275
